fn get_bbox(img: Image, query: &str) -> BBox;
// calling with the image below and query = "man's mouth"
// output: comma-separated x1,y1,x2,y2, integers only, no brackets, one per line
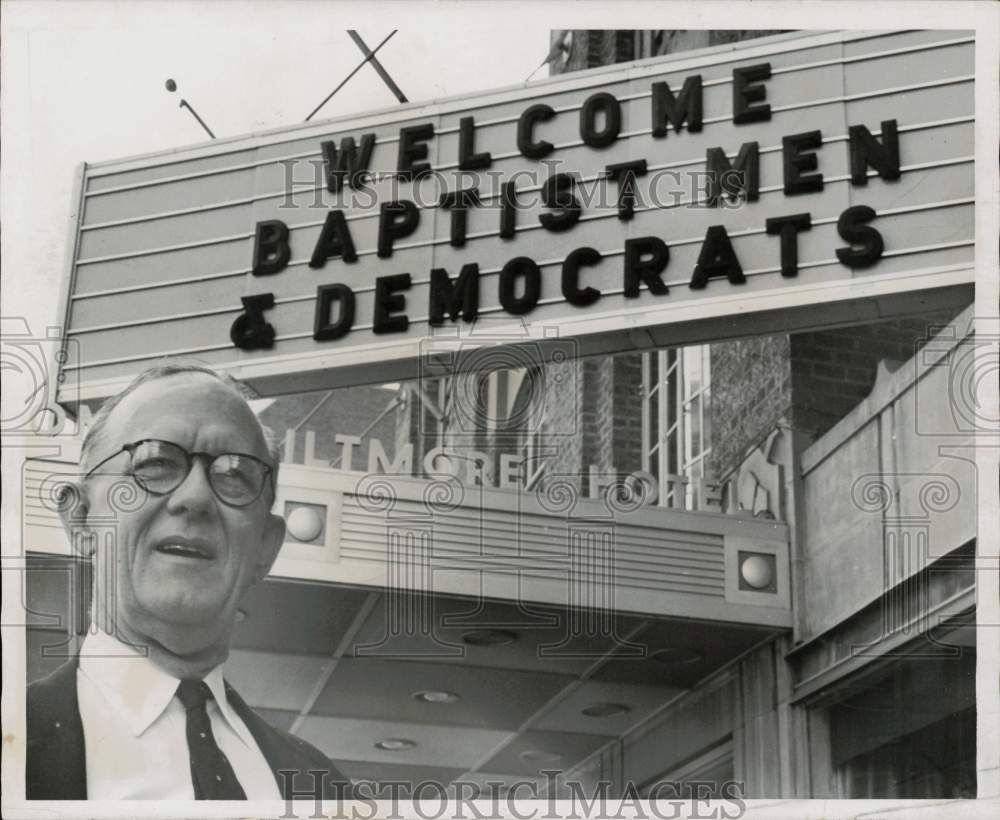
154,538,215,560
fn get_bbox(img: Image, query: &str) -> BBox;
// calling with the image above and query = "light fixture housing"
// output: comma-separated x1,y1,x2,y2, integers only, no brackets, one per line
581,702,631,718
374,738,417,751
412,690,461,703
461,629,518,647
520,749,563,763
649,647,702,665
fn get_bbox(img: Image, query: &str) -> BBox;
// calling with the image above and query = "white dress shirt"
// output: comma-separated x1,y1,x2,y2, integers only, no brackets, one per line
77,628,281,800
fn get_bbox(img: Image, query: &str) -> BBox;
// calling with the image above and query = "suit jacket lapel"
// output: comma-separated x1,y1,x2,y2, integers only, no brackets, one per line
223,680,318,799
223,681,352,800
26,656,87,800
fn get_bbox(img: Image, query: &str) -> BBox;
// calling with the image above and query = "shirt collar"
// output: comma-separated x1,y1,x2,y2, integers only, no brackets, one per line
201,664,256,750
78,628,254,749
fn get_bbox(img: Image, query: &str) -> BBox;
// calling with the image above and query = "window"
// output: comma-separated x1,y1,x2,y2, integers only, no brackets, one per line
837,707,975,798
642,345,712,510
826,645,977,798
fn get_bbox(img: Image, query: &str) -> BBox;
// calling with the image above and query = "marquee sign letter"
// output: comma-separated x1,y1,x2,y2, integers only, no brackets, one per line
230,293,276,350
251,220,291,276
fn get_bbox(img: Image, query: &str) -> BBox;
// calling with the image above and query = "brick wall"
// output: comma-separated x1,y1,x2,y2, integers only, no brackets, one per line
547,355,644,493
709,335,792,481
513,354,645,495
585,359,612,478
610,355,644,476
544,359,586,480
788,307,968,439
709,305,969,479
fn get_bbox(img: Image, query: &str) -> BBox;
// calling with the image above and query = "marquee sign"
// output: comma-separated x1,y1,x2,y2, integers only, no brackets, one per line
57,29,974,402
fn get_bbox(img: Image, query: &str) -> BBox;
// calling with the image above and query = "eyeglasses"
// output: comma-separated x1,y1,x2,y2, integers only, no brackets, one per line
84,439,274,508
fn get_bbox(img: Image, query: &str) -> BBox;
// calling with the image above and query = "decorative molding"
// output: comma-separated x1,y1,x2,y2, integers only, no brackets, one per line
722,427,786,520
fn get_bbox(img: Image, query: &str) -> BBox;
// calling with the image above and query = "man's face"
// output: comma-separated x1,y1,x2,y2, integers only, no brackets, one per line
78,374,285,654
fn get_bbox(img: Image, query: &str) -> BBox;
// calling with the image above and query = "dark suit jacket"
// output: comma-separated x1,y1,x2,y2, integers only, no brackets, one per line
26,656,353,801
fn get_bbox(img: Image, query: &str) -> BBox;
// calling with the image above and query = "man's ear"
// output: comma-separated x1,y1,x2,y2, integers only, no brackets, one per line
56,480,94,557
253,512,286,584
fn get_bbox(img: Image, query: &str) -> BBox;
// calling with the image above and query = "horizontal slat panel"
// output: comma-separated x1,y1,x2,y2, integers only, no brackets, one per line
338,522,724,558
336,493,729,599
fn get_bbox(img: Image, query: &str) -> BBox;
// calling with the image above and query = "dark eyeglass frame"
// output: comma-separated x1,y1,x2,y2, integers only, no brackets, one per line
83,438,275,508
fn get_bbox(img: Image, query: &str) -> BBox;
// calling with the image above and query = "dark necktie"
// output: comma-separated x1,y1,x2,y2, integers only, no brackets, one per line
176,679,248,800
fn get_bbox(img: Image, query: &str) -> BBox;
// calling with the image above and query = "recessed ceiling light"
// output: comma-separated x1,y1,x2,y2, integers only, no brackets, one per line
412,690,461,703
520,750,563,763
374,738,417,751
650,647,702,665
581,702,631,718
461,629,518,646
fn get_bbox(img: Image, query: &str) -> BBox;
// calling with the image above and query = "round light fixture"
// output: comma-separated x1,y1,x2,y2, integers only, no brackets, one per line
520,750,563,763
412,690,461,704
461,629,518,647
287,505,324,542
581,702,631,718
374,738,417,751
740,555,774,589
650,647,702,665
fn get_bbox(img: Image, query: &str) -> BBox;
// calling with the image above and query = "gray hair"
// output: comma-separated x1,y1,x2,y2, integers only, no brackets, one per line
80,363,282,480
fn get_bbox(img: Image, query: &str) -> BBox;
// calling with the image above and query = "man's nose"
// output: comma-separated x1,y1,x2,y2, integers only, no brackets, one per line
164,457,216,515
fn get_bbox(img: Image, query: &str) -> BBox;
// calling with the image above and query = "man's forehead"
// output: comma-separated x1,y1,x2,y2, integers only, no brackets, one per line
105,373,265,448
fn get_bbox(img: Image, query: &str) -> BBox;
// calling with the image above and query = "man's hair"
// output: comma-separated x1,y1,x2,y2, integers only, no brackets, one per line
80,363,282,478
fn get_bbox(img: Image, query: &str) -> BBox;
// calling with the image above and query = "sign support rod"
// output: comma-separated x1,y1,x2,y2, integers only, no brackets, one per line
347,30,408,103
304,30,398,121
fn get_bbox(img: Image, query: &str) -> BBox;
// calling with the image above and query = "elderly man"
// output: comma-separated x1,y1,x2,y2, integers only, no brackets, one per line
26,363,352,800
